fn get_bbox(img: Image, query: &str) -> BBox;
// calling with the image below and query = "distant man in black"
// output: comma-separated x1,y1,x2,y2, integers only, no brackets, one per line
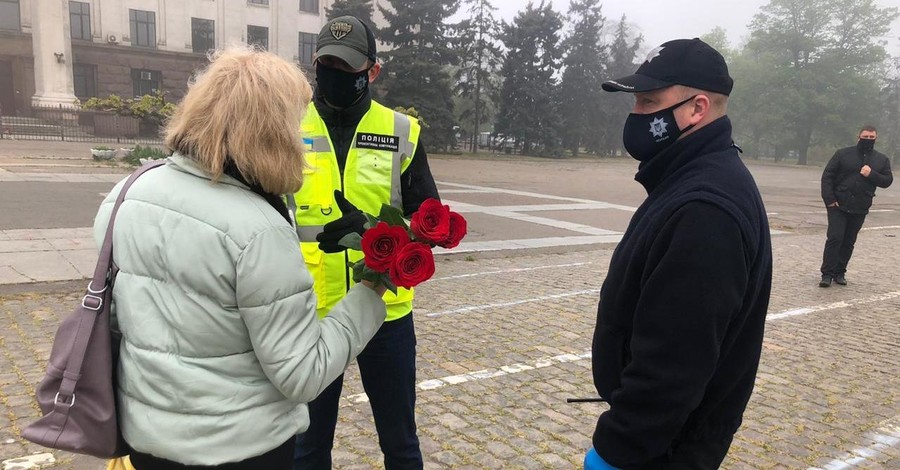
819,125,893,287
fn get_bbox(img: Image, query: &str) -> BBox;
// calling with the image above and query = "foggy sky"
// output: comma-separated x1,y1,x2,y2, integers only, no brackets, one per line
491,0,900,56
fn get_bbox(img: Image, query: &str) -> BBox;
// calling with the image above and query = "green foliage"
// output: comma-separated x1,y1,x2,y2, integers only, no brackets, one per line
393,106,429,128
559,0,608,156
91,145,113,150
82,90,175,125
598,15,642,158
378,0,459,151
378,203,409,230
453,0,503,152
326,0,374,25
495,1,564,155
338,232,363,251
122,144,169,166
733,0,899,164
700,27,732,61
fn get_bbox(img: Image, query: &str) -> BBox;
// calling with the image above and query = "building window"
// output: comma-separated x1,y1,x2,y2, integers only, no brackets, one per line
69,2,91,40
132,69,161,97
129,9,156,48
299,0,318,13
191,18,215,53
73,64,97,99
0,0,20,31
247,25,269,51
248,0,269,5
298,32,316,65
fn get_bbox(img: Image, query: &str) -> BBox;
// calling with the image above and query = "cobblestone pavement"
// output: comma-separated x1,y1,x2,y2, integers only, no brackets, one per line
1,156,899,469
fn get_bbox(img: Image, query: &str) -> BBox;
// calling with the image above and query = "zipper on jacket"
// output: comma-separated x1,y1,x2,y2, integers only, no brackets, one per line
336,112,352,295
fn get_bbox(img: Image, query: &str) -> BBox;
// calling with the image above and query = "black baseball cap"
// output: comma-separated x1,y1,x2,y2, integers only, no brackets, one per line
602,38,734,96
316,16,377,70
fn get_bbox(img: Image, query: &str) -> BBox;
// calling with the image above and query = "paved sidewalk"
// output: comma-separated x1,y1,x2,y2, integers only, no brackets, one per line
3,142,899,468
2,230,899,469
0,228,95,285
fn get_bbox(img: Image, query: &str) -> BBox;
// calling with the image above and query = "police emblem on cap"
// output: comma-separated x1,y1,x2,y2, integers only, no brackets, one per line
330,21,352,40
645,46,664,63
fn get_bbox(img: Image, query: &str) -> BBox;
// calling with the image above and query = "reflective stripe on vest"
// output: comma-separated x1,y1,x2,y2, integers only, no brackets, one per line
294,101,420,321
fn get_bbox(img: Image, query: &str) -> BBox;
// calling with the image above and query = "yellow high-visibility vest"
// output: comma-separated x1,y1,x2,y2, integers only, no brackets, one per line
293,101,421,321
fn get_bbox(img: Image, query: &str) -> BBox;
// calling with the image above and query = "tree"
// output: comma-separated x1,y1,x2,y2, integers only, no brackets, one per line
326,0,374,25
744,0,897,164
700,27,732,61
495,1,564,155
453,0,503,153
597,15,642,156
378,0,460,150
558,0,608,156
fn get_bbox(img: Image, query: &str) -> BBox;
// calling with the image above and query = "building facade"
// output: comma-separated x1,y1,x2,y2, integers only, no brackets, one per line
0,0,341,116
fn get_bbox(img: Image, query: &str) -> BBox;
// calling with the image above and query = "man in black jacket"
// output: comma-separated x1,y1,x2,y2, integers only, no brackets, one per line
587,39,772,469
819,126,893,287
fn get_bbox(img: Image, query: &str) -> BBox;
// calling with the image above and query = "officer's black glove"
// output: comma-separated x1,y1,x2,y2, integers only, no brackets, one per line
316,190,367,253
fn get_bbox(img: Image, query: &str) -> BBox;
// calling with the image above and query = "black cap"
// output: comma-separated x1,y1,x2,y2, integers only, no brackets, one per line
316,16,377,70
602,38,733,96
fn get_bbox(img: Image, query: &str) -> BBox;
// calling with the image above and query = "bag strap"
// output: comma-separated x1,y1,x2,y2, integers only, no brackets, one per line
56,160,166,401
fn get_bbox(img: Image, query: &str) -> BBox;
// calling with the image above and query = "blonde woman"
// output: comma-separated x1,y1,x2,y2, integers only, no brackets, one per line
93,47,387,470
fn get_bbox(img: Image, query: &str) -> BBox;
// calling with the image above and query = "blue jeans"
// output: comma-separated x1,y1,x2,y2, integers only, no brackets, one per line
294,314,422,470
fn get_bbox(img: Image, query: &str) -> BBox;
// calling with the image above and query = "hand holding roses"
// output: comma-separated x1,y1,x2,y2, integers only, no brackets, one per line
337,198,467,294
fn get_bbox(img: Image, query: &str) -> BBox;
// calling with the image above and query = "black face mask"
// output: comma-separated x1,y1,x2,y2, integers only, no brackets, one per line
623,96,697,162
857,138,875,154
315,62,370,108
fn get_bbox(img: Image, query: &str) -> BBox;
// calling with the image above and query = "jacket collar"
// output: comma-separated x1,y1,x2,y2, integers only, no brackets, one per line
313,88,372,128
167,153,248,190
634,116,735,194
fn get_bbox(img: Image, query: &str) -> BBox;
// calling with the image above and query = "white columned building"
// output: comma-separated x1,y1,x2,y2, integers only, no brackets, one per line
30,0,77,107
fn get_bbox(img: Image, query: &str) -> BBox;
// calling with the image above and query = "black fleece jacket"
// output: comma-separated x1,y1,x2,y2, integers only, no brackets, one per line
313,91,440,216
592,117,772,469
821,145,893,214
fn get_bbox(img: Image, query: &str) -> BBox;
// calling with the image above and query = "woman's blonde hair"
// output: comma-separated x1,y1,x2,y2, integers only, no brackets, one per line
164,46,312,194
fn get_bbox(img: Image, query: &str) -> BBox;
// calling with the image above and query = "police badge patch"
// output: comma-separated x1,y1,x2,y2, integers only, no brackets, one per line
357,133,400,151
330,22,352,40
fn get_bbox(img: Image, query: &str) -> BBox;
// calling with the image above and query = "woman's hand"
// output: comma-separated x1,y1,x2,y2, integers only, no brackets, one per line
359,279,387,297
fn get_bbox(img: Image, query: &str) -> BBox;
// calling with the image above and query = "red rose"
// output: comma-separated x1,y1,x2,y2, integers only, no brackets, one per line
389,242,435,288
439,211,467,249
410,199,451,245
360,222,409,272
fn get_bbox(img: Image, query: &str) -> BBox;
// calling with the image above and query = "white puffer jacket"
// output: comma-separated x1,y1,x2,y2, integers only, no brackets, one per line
93,154,385,465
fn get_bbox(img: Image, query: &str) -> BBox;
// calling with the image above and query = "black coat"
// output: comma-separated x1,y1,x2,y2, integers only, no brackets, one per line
821,146,893,214
592,117,772,469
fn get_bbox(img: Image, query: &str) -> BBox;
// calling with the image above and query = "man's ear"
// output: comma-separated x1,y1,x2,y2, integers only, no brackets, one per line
368,63,382,83
688,94,711,126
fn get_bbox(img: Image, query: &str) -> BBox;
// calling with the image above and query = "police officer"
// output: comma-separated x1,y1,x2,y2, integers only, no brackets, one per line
292,16,438,470
587,38,773,468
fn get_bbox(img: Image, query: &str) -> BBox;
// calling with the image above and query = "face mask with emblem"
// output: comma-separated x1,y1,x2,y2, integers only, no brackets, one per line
316,62,370,109
622,95,697,162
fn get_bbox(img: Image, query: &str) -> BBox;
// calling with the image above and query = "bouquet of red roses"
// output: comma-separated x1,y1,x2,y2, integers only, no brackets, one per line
338,198,467,294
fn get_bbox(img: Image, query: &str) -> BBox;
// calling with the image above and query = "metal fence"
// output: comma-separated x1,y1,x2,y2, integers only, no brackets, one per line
0,105,163,144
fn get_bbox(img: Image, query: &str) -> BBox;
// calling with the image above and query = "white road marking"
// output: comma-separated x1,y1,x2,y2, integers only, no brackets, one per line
799,209,895,214
436,181,638,211
434,234,624,254
431,262,594,281
809,421,900,470
767,291,900,321
862,225,900,231
342,351,593,405
425,289,602,317
341,291,900,407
